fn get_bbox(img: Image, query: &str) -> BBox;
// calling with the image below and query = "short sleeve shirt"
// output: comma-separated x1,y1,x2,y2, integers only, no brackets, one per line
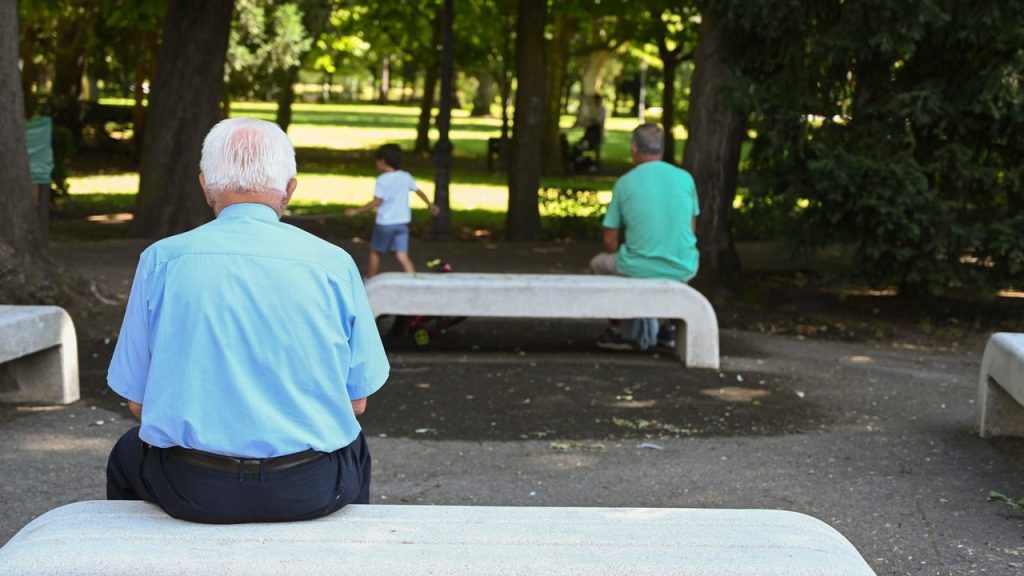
374,170,418,225
107,203,390,458
602,161,700,281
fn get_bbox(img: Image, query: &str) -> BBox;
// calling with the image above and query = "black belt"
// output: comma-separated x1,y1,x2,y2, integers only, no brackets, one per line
165,447,327,474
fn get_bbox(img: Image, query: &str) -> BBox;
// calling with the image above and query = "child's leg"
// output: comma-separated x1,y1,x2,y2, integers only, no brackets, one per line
395,251,415,274
368,250,382,277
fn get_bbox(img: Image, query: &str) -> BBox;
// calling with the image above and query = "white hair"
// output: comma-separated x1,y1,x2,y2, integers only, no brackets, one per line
199,118,296,197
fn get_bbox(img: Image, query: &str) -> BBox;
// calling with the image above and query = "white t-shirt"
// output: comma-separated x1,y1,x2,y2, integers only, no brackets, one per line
373,170,418,225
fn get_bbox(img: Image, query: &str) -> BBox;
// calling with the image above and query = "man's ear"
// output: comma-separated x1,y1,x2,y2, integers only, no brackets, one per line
285,178,297,204
199,173,215,209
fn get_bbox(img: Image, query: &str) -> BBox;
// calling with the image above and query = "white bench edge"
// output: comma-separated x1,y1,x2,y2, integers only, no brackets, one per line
978,332,1024,437
0,305,79,405
0,501,876,576
364,273,719,369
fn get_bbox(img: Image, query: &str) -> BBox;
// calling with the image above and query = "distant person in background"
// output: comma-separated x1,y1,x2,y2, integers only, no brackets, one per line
346,144,439,277
590,123,700,351
106,118,389,524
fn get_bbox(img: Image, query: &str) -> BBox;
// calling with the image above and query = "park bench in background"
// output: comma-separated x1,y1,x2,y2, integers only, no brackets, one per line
978,332,1024,437
0,500,877,575
0,305,79,405
364,272,719,369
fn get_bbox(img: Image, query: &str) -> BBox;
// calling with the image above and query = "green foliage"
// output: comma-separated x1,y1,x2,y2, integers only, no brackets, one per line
227,0,312,99
538,187,605,240
729,0,1024,294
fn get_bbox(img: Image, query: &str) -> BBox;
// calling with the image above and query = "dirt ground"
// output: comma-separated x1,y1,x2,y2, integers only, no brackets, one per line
3,223,1024,575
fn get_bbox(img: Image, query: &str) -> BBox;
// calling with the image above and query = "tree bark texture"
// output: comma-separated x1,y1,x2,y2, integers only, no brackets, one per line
131,0,233,238
506,0,546,241
0,0,38,256
682,10,744,294
540,12,575,176
414,8,443,155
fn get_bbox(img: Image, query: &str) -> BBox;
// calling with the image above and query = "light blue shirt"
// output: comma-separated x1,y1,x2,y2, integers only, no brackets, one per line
107,203,389,457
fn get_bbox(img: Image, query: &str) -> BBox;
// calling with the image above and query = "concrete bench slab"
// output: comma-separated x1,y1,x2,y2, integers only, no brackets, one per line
978,332,1024,437
364,272,719,369
0,501,875,575
0,305,79,405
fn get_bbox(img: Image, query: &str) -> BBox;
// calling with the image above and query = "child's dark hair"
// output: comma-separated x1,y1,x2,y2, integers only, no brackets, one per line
376,144,402,169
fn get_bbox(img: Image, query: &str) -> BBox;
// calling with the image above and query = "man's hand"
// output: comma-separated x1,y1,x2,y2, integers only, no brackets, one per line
128,401,143,420
351,397,367,416
429,203,440,216
345,207,358,217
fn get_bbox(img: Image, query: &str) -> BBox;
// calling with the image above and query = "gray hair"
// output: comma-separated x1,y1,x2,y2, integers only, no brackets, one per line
632,123,664,156
200,118,296,197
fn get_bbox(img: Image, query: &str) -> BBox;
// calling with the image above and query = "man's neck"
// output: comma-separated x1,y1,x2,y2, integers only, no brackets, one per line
212,191,287,218
634,154,662,166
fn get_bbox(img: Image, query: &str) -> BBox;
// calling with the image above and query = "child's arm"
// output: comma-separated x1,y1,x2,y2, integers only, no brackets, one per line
345,197,383,217
414,189,440,215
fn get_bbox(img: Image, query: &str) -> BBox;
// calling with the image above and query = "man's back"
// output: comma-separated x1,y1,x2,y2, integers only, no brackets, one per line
108,203,388,458
604,161,700,281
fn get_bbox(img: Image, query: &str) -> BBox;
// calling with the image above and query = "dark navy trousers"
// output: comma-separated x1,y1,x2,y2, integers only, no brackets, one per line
107,426,371,524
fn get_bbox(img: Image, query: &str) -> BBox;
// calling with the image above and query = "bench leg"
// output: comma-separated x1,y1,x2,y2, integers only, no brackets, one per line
0,345,80,405
674,319,720,370
979,376,1024,438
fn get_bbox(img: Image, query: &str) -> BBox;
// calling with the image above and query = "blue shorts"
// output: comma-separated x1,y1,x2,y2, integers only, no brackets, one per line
371,223,410,253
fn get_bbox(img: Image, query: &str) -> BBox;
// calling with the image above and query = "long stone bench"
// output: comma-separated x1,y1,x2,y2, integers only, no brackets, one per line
364,272,719,369
0,501,876,575
0,305,79,405
978,332,1024,437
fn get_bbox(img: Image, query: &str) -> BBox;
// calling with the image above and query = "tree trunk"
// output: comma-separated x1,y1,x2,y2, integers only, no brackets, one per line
19,24,37,117
132,30,158,159
0,0,38,257
506,0,546,241
541,12,575,176
659,45,679,164
131,0,233,239
51,12,89,148
683,10,744,295
414,9,442,155
275,65,300,132
471,72,496,117
574,50,610,126
377,55,391,104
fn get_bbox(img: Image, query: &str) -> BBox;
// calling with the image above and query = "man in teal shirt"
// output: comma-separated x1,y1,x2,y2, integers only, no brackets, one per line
590,123,700,350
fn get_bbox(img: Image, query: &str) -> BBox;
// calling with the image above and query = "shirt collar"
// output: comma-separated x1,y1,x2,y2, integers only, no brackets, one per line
217,203,280,222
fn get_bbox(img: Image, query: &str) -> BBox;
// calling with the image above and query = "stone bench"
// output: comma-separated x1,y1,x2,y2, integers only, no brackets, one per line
0,305,79,405
978,332,1024,437
364,272,719,369
0,501,876,575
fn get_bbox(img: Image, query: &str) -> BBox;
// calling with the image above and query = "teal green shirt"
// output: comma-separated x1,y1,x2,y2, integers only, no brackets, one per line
602,161,700,281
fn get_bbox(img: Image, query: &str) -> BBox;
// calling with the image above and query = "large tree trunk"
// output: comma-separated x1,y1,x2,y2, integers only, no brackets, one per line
131,0,233,239
540,12,575,176
0,0,89,307
506,0,546,241
1,0,38,257
683,10,744,295
414,8,443,155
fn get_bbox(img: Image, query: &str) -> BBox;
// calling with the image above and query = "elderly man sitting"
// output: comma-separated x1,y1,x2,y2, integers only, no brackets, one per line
105,118,389,524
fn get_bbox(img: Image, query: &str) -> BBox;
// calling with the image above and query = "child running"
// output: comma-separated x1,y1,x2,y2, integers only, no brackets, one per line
346,144,439,277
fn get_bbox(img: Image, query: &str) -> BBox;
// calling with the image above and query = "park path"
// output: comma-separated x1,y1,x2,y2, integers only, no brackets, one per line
1,237,1019,575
